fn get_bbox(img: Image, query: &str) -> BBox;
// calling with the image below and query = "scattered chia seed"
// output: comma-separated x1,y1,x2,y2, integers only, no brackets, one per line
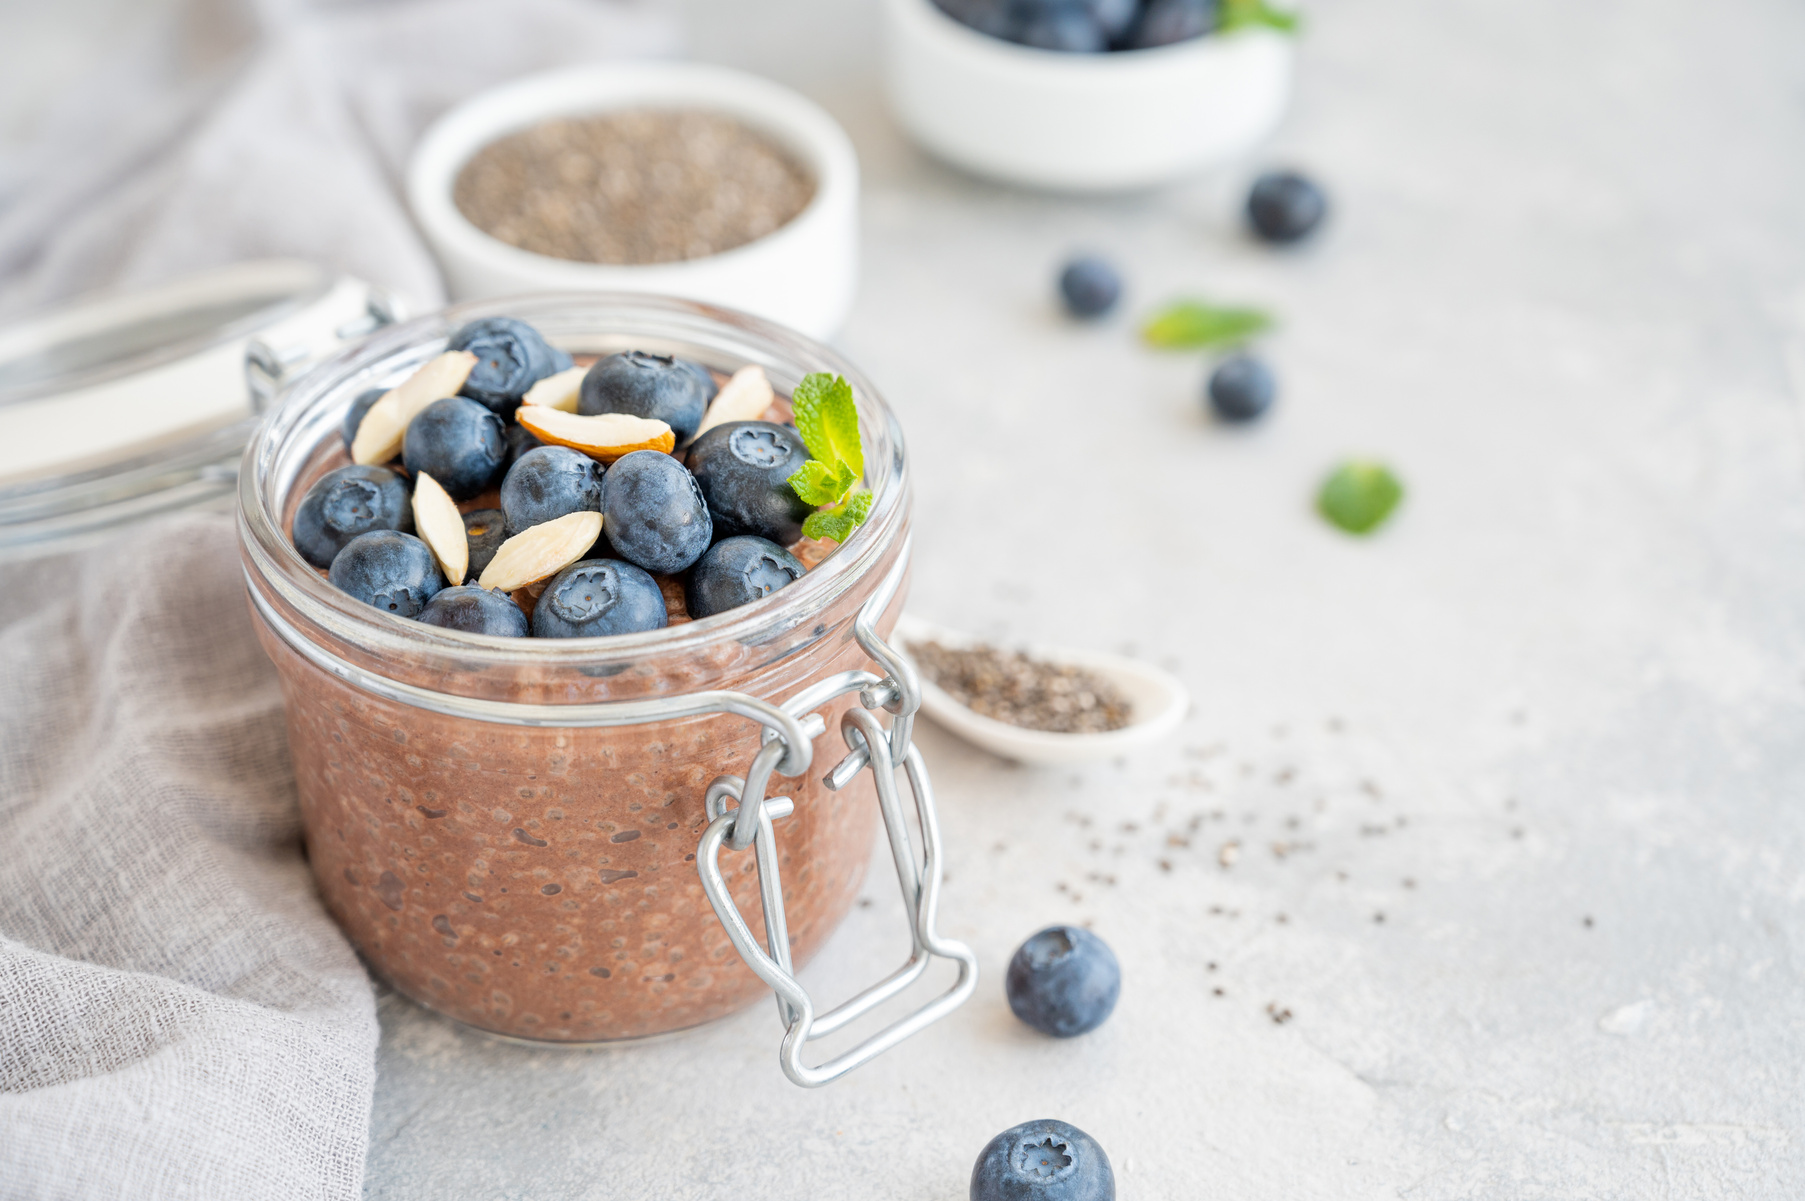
908,641,1132,734
453,110,815,266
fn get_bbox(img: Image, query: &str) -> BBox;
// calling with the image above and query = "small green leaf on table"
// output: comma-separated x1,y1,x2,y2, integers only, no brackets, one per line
1318,460,1404,535
1142,301,1274,350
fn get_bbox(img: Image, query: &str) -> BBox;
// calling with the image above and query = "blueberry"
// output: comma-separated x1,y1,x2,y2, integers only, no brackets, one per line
685,421,814,545
932,0,1016,38
417,586,529,636
579,351,711,445
685,536,806,619
600,450,713,575
1207,354,1276,422
971,1119,1114,1201
1058,257,1121,319
340,387,386,452
448,317,566,415
678,358,720,407
402,396,508,501
506,419,544,468
531,559,669,638
292,464,413,569
1016,1,1109,51
1005,925,1120,1037
461,509,507,578
1089,0,1140,42
328,530,445,618
1126,0,1217,48
1246,170,1328,243
500,446,604,536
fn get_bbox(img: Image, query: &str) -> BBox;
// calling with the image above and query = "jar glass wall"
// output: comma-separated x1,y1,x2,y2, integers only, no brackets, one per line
238,294,910,1042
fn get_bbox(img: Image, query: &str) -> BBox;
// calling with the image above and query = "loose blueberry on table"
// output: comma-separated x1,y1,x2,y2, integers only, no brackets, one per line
1207,353,1276,422
1057,257,1122,320
1005,925,1121,1037
293,316,876,638
1246,169,1328,244
970,1119,1114,1201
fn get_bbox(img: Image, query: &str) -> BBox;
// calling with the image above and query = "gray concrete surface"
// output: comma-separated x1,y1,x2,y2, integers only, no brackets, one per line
364,0,1805,1196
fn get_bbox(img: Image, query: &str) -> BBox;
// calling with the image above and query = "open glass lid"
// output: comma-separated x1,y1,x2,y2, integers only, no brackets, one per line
0,260,404,560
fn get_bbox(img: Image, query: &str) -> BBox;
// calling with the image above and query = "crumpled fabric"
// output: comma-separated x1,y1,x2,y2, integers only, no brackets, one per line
0,0,675,1195
0,0,677,320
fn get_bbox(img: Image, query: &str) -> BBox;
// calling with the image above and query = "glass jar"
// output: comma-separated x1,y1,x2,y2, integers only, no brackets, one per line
237,295,970,1076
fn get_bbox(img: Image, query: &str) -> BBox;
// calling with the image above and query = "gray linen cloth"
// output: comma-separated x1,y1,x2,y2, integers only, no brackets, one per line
0,0,675,1196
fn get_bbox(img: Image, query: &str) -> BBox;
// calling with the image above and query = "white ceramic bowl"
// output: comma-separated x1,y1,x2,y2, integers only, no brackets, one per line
883,0,1293,192
895,615,1189,765
409,63,860,340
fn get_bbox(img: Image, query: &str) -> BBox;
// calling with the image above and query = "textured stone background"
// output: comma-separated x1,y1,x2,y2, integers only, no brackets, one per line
356,0,1805,1196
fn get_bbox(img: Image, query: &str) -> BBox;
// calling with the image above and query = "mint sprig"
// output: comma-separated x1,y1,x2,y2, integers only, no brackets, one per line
1221,0,1300,33
1143,301,1274,349
1318,460,1403,535
802,489,874,543
787,372,873,543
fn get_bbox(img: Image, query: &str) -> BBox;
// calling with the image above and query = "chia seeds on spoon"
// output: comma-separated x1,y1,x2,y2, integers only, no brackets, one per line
453,110,815,266
909,641,1133,734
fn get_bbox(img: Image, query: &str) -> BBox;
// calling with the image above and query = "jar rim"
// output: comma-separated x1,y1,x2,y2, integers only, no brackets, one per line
236,292,909,690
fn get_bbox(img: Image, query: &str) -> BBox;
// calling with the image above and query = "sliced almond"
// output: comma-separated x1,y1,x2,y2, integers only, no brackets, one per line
691,364,775,442
516,406,674,462
351,349,480,465
520,364,587,413
411,471,468,585
476,511,603,592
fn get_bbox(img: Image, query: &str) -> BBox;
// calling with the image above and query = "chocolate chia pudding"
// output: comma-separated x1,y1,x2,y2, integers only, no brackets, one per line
239,297,911,1043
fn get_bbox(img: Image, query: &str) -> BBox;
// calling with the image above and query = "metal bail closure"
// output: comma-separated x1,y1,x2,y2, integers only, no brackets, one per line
694,545,977,1087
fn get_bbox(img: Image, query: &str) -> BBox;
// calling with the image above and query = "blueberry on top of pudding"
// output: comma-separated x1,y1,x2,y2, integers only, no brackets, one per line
328,530,446,618
685,536,806,619
531,559,669,638
685,421,815,545
402,396,508,501
293,464,413,569
600,449,713,575
449,316,570,415
579,351,712,445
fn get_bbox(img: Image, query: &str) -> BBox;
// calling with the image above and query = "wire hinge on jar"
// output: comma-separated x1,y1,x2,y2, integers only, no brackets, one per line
695,541,977,1088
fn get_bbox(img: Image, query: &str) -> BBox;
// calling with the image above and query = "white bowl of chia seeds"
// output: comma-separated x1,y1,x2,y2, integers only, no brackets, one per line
409,63,860,340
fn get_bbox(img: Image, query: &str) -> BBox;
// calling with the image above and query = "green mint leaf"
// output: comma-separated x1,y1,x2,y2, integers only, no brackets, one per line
801,489,873,543
1142,301,1274,349
790,373,864,478
1317,460,1403,535
788,458,856,507
1221,0,1300,33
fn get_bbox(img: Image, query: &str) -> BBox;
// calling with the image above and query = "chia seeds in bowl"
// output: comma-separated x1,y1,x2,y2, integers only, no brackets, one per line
453,111,816,267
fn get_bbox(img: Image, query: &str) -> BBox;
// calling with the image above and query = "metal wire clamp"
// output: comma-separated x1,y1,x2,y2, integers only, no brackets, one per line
694,544,978,1087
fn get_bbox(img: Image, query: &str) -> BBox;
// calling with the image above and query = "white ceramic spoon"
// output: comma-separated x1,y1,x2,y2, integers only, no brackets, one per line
892,614,1190,766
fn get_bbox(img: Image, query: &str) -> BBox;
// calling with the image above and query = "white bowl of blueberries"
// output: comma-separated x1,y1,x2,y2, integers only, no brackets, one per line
885,0,1297,191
